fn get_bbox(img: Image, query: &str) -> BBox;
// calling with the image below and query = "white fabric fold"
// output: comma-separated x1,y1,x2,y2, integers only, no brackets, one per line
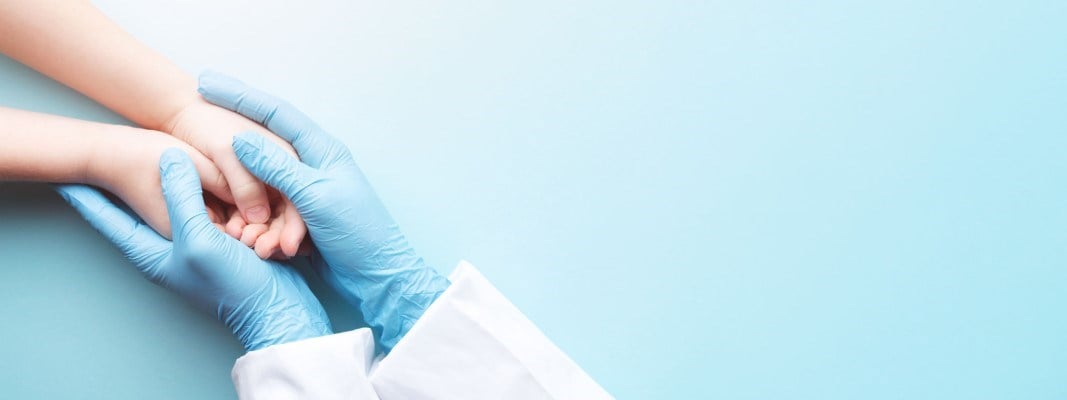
231,261,611,399
232,329,380,400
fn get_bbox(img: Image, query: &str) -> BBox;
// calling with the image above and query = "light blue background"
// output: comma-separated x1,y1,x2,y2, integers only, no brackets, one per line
1,0,1066,398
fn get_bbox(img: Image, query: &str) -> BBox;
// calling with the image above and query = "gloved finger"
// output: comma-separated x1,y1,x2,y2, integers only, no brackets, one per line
232,131,318,207
159,149,230,246
53,184,170,277
198,71,346,169
213,152,272,225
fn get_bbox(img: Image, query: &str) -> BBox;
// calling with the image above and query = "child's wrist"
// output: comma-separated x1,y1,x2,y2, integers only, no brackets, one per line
83,126,148,188
143,72,202,133
159,96,210,138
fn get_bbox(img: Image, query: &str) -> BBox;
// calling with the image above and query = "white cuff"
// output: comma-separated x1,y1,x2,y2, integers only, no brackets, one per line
230,261,611,399
231,329,380,400
370,261,613,399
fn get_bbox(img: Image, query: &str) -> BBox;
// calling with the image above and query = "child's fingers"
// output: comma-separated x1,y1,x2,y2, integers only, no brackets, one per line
186,149,234,204
254,229,282,259
225,208,246,239
278,198,306,258
239,223,269,247
254,208,285,259
214,153,272,225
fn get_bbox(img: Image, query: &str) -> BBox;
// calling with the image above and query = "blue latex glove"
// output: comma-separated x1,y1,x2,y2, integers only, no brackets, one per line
55,149,332,351
198,71,450,352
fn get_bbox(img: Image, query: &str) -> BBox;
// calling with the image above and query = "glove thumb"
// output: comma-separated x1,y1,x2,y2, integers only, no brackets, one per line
159,149,221,242
232,131,316,207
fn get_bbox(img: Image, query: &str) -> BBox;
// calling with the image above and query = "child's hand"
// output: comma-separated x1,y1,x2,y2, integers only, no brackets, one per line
85,127,231,239
217,201,313,260
163,101,307,259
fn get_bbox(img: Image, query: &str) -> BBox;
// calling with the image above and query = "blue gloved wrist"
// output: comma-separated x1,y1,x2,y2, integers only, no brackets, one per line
312,248,450,352
200,71,451,353
230,266,334,351
370,265,451,351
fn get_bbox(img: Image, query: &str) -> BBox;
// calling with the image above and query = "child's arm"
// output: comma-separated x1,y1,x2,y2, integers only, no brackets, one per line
0,0,305,258
0,0,194,131
0,107,230,238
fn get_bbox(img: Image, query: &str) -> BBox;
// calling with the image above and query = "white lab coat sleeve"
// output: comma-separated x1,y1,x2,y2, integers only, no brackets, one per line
230,328,381,400
230,261,611,399
369,261,613,399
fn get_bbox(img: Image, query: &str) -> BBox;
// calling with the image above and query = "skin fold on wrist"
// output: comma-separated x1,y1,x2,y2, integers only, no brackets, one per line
158,96,208,138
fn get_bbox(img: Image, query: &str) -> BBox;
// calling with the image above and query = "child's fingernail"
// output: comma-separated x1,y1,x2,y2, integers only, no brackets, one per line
245,205,269,223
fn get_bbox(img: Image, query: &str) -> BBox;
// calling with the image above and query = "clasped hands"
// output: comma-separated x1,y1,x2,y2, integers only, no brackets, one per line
57,72,449,352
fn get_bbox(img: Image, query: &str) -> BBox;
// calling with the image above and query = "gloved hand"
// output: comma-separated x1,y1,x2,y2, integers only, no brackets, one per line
55,149,332,351
164,100,308,260
198,71,450,352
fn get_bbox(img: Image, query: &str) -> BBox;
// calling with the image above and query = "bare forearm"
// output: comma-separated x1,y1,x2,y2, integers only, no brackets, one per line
0,0,197,130
0,107,116,183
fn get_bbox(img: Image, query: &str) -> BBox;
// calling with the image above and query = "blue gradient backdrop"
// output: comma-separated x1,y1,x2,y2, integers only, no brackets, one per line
1,0,1065,398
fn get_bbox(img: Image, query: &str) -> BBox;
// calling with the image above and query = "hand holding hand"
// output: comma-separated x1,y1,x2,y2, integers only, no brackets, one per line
199,72,450,352
163,100,307,259
86,127,232,239
58,149,331,351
